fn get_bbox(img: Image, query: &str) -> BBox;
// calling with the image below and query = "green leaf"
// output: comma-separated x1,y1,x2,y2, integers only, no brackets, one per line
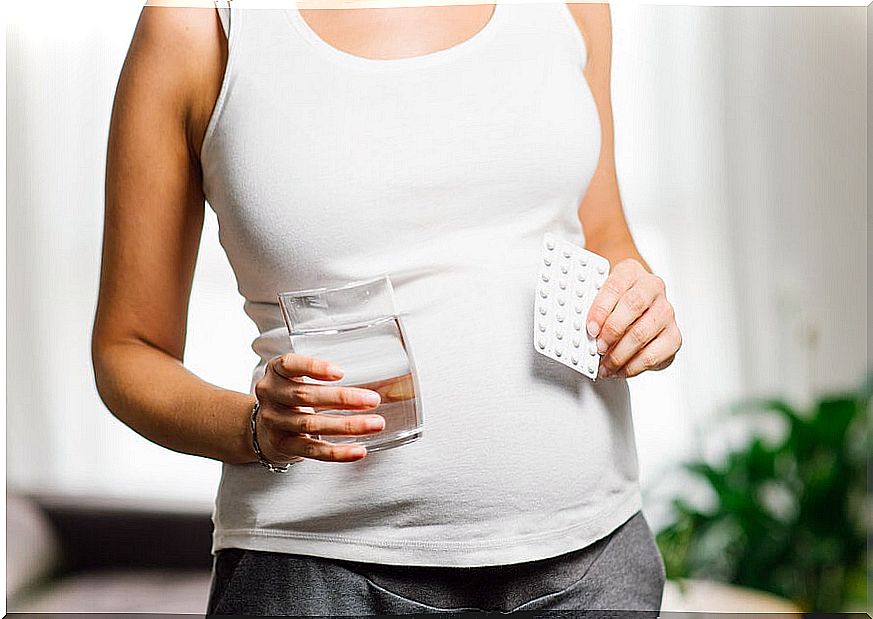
654,377,870,612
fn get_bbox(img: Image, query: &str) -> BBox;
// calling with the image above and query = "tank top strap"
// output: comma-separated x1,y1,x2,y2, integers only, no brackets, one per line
214,0,231,39
499,2,587,68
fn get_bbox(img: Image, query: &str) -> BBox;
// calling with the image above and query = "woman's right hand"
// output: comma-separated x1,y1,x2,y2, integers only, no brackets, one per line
253,353,385,463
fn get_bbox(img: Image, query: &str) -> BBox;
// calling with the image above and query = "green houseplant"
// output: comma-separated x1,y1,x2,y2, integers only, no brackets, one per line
656,375,870,612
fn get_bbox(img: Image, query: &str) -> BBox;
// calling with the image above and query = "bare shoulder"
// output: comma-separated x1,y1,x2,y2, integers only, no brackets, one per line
565,3,612,74
119,5,227,156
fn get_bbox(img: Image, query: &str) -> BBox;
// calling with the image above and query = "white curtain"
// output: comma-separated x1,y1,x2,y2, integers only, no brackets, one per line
7,3,867,515
612,6,866,521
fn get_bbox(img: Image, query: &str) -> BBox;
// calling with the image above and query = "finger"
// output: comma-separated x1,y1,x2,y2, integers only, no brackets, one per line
270,353,344,381
356,373,414,403
586,261,640,341
600,296,672,375
612,324,682,378
271,411,386,437
268,383,382,411
596,280,660,354
274,432,368,463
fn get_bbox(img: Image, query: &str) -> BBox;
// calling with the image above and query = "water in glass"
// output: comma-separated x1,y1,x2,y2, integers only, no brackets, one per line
289,314,421,452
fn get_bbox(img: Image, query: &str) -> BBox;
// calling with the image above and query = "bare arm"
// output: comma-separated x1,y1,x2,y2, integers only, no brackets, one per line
93,6,384,466
92,5,259,464
568,3,648,270
567,3,682,378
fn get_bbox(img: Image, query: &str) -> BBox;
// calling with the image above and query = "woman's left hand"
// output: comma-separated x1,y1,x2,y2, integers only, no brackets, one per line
586,258,682,379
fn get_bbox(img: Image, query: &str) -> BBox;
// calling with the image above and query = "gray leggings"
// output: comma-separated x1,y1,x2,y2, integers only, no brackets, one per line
206,510,666,615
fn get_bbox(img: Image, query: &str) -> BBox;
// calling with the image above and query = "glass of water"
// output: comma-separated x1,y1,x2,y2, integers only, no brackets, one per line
277,275,423,453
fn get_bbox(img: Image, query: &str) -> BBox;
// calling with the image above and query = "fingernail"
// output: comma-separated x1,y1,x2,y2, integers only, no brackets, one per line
367,416,385,431
350,447,367,457
596,338,608,354
587,321,600,337
363,391,381,406
326,364,344,377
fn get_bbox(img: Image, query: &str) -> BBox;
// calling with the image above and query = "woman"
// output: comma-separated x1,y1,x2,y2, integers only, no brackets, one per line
92,0,682,614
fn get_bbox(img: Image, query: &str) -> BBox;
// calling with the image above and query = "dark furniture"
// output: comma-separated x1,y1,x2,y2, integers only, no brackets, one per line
6,492,214,613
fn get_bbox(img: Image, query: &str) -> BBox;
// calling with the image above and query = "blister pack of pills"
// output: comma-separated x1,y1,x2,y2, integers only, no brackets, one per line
534,232,610,380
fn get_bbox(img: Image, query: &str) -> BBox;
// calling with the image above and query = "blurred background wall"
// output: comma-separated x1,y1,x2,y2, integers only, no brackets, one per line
7,0,867,529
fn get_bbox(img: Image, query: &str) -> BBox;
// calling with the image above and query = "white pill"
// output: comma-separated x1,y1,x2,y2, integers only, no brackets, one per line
534,233,611,384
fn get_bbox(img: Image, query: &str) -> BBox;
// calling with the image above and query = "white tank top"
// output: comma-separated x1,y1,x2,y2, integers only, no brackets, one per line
201,1,642,567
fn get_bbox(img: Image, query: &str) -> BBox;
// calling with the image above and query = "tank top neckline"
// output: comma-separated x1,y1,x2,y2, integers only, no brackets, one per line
284,2,505,71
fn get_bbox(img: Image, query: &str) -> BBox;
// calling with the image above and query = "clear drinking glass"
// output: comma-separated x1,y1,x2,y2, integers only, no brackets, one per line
277,275,423,453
